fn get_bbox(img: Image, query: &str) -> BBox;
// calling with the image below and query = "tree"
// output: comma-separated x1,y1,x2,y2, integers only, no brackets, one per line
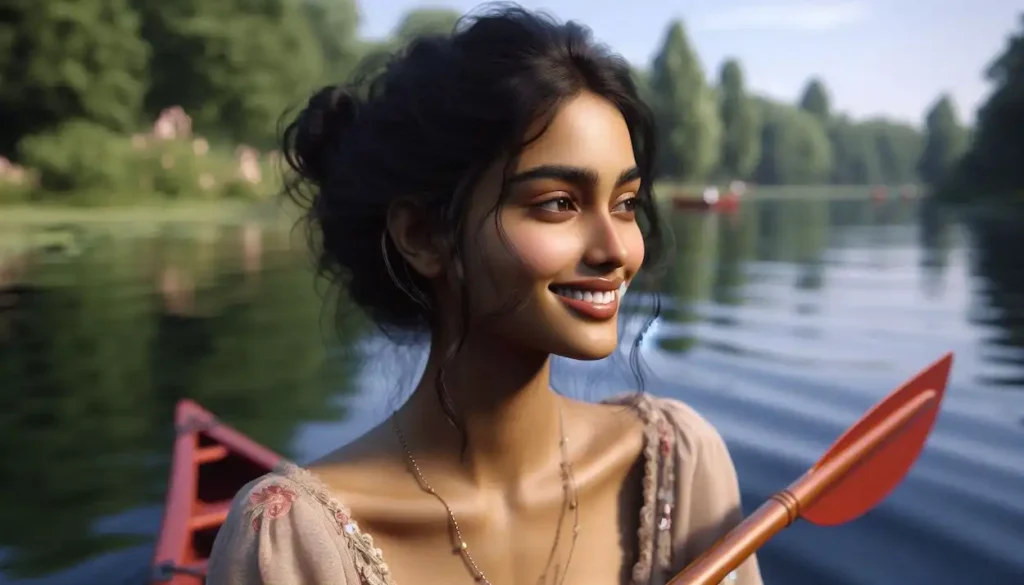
951,14,1024,197
393,8,462,45
135,0,324,146
865,119,924,184
754,99,832,185
0,0,149,157
717,59,761,180
917,94,968,186
302,0,362,84
648,21,722,182
829,117,884,185
348,7,462,92
799,78,832,124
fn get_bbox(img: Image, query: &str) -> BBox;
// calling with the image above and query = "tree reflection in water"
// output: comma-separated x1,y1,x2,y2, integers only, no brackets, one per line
966,207,1024,390
0,223,364,580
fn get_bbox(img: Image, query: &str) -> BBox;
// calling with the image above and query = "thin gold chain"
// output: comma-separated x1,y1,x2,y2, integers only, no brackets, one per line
392,405,580,585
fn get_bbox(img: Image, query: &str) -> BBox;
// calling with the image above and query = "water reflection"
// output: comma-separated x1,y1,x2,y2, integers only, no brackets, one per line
0,224,365,581
968,208,1024,389
0,194,1022,584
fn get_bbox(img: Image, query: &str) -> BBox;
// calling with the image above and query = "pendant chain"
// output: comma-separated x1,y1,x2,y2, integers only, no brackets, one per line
392,404,580,585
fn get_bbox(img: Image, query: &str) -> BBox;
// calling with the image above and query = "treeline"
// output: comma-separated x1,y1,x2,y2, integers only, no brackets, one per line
938,15,1024,203
1,0,1011,200
641,23,942,187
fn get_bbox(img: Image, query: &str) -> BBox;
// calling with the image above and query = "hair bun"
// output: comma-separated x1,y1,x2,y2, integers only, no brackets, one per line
292,85,359,185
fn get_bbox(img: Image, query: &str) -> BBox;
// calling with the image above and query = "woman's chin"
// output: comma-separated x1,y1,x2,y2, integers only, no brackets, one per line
547,334,619,361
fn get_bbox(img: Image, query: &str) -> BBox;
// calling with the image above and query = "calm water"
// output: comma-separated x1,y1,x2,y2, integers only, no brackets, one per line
1,196,1022,585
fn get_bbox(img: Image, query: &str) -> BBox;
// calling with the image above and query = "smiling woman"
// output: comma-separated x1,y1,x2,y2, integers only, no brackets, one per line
205,4,763,585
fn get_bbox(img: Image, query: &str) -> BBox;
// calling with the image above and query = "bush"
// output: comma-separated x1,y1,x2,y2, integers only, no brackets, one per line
7,118,279,205
17,121,136,194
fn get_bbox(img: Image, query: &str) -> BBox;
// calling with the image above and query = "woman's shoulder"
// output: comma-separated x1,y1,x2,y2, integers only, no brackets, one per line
235,463,356,529
600,393,728,457
206,464,390,585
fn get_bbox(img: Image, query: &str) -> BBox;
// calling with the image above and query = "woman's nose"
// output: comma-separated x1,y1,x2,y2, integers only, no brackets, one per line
581,213,628,270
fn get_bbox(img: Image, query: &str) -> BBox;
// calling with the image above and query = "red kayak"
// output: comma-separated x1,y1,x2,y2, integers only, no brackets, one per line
150,400,283,584
671,189,741,213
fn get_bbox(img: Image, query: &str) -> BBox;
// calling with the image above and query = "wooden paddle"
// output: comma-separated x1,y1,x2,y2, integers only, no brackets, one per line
668,352,954,585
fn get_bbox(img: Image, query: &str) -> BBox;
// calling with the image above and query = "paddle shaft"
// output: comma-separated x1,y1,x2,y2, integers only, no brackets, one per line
666,389,938,585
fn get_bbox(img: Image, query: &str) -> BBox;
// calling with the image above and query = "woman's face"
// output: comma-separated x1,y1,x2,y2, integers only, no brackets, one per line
460,91,645,361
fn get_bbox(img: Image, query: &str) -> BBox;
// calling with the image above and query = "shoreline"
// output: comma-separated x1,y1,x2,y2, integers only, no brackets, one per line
0,200,296,226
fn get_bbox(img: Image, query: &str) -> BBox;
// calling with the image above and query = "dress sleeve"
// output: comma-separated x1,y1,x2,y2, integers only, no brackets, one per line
659,398,765,585
206,474,359,585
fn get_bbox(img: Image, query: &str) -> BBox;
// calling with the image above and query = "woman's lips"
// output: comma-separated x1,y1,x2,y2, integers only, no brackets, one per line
549,285,621,321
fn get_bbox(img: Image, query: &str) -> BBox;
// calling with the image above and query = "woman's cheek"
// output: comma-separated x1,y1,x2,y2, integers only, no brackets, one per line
505,223,581,279
624,224,646,272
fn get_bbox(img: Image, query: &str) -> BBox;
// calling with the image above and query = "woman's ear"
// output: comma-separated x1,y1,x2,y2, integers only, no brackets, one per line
385,200,444,279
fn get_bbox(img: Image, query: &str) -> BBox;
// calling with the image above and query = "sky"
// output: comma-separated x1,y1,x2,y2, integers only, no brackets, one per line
356,0,1021,126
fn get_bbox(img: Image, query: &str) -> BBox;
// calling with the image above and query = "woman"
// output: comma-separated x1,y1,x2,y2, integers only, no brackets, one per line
207,5,763,585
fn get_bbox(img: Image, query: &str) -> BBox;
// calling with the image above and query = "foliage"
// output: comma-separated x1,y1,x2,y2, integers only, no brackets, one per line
649,21,722,182
14,120,273,205
943,14,1024,201
302,0,362,84
799,79,831,124
6,1,1021,205
918,95,968,186
717,59,761,181
0,0,149,156
829,117,884,185
753,100,832,185
133,0,325,147
392,8,461,45
18,121,137,195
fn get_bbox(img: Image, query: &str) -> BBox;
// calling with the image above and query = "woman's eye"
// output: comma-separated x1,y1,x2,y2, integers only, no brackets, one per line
614,196,638,213
536,196,576,213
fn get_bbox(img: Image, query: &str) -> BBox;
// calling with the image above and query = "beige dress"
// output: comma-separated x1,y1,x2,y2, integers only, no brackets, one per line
206,394,764,585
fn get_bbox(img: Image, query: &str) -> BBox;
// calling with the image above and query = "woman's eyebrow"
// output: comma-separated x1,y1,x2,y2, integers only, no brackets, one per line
508,164,639,188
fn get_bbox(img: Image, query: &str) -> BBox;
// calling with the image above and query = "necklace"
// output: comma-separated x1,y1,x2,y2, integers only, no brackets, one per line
391,404,581,585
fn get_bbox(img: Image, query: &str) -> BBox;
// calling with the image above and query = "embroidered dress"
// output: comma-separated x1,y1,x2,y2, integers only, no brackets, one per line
206,395,763,585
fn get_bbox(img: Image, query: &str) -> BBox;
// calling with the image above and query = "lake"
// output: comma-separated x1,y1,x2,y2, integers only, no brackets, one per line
0,195,1022,585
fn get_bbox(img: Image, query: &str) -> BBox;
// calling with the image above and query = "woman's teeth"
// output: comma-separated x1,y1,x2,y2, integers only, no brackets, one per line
551,287,616,304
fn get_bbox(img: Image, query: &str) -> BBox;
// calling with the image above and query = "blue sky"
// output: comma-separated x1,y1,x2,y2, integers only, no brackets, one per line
356,0,1021,126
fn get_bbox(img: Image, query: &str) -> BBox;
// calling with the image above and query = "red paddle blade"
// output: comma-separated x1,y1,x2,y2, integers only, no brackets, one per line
803,352,954,526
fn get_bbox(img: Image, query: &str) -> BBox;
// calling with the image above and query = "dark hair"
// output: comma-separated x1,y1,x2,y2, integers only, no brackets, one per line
281,3,664,417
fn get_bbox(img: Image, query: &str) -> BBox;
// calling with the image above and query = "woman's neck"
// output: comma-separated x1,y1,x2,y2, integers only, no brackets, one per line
397,329,565,488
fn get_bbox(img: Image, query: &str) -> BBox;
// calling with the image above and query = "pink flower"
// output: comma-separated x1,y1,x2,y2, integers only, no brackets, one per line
335,509,350,526
247,484,298,532
657,421,672,456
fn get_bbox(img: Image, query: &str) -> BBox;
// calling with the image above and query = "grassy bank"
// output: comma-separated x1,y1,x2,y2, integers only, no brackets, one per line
0,183,900,228
0,199,295,227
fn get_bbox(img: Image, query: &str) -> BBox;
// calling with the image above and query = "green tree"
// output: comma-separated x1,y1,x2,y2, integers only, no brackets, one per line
867,119,924,184
135,0,324,146
717,59,762,180
754,100,832,185
829,117,884,184
799,78,832,123
302,0,362,84
952,14,1024,198
393,7,462,45
648,21,722,182
348,7,462,91
917,94,968,186
0,0,149,157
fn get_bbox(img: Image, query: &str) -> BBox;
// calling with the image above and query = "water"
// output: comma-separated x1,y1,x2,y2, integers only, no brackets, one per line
0,196,1022,585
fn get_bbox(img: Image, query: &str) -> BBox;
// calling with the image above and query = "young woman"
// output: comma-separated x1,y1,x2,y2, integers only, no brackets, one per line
207,5,763,585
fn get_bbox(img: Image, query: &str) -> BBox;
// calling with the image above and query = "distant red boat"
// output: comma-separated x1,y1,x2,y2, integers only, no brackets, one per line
150,400,282,584
672,186,741,213
871,185,889,203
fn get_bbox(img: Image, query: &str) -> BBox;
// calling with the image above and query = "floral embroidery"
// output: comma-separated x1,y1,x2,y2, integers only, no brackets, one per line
247,483,298,532
657,419,672,456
